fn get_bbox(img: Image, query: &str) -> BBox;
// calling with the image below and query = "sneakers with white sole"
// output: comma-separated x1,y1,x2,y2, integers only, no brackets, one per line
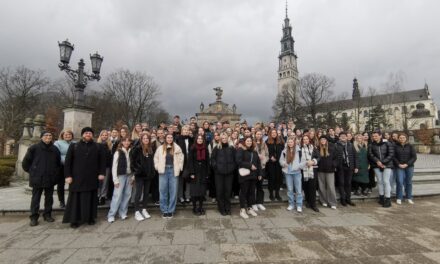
322,203,328,207
251,205,259,212
142,209,151,219
247,208,258,217
135,211,145,221
331,205,337,210
240,209,249,219
257,204,266,211
120,215,128,220
297,207,302,213
107,216,115,223
396,199,402,205
408,199,414,204
287,205,294,211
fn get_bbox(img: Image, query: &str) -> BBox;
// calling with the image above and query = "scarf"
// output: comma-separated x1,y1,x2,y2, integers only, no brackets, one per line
301,144,315,181
196,143,206,161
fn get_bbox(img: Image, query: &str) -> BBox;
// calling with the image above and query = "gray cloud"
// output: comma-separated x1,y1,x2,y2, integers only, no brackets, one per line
1,0,439,124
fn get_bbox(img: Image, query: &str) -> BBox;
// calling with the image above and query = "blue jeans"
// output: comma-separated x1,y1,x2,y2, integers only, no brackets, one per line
108,175,132,218
285,172,303,208
396,166,414,200
159,165,178,214
374,168,391,198
390,169,397,195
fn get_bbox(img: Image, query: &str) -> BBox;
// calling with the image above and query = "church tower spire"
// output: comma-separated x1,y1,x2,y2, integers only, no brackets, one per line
277,0,298,94
352,77,360,99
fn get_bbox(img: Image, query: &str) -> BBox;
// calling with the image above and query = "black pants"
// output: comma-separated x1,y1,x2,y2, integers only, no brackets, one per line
30,186,54,220
56,165,65,204
353,182,368,192
367,168,376,189
215,173,233,213
208,167,216,198
135,178,151,212
303,175,317,208
255,178,264,204
239,180,256,208
192,196,204,208
232,170,240,197
267,162,283,193
150,174,159,202
337,167,353,201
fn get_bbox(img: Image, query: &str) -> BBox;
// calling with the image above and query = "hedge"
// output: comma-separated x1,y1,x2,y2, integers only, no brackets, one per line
0,159,16,168
0,165,14,186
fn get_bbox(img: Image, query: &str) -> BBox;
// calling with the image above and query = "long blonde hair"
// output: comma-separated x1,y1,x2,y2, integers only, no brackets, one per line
97,130,112,150
319,138,329,157
286,137,296,164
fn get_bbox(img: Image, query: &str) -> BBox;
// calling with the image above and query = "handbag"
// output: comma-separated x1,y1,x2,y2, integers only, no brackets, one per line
238,153,253,177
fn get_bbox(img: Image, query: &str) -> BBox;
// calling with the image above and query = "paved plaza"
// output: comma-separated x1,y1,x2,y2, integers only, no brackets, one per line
1,196,440,263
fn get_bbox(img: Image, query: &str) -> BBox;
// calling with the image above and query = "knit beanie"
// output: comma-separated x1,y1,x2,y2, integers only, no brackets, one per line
81,127,94,135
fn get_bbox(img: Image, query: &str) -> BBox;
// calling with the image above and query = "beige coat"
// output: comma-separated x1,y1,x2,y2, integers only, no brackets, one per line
154,143,184,176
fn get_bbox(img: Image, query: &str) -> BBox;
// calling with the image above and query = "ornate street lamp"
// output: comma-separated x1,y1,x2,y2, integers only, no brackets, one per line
58,39,103,107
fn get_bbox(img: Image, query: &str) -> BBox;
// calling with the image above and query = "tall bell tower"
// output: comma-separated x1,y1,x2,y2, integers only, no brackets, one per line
277,1,298,94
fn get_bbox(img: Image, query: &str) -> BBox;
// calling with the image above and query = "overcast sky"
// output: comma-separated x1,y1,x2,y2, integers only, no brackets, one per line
1,0,439,124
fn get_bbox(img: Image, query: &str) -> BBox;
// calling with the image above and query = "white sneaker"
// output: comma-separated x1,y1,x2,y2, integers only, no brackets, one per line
297,207,302,213
141,209,151,219
287,205,294,211
247,208,258,217
120,215,128,220
240,209,249,219
257,204,266,211
322,203,328,207
252,205,259,212
408,199,414,204
396,199,402,205
135,211,145,221
234,196,239,200
107,216,115,223
331,206,337,210
211,198,216,203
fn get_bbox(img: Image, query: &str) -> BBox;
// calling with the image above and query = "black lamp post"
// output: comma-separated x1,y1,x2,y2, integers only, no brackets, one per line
58,39,103,107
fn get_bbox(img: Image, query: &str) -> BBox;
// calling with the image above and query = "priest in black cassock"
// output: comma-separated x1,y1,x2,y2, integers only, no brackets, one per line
63,127,106,228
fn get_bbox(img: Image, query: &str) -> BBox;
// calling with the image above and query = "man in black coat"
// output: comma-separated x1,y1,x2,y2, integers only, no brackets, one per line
335,132,358,207
22,131,61,226
62,127,106,228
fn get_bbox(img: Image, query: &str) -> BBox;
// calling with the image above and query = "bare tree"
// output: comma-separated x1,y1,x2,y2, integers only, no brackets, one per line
102,69,162,128
299,73,334,129
0,66,49,140
272,81,300,123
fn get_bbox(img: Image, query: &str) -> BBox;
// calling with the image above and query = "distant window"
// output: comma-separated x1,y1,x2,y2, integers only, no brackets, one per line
279,73,282,78
394,107,399,111
410,105,415,109
363,110,368,117
388,108,393,115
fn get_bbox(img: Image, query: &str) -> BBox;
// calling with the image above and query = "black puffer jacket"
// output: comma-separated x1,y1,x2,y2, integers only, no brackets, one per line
317,143,339,173
368,140,394,168
335,141,358,169
236,148,262,183
211,143,236,174
22,141,61,188
394,143,417,167
130,145,156,180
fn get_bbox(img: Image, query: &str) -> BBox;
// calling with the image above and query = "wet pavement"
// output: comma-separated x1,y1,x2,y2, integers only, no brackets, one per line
1,196,440,263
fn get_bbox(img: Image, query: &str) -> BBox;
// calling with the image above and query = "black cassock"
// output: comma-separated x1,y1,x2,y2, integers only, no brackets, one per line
63,139,106,225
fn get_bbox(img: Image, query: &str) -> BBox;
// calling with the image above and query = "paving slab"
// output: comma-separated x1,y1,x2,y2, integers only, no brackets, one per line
220,243,259,262
144,245,185,264
26,248,77,264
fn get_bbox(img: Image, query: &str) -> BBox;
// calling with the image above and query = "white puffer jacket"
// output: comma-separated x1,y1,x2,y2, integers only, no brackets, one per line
154,143,184,176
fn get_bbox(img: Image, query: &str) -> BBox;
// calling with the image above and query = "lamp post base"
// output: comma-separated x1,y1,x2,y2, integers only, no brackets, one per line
63,106,94,140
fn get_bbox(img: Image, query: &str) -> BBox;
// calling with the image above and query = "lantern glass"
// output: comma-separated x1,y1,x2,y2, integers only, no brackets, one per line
58,40,74,64
90,52,103,74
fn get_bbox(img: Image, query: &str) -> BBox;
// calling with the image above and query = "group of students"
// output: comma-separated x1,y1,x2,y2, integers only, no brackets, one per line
22,116,417,227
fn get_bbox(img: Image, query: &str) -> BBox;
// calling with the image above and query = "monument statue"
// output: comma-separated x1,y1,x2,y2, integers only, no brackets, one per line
213,87,223,102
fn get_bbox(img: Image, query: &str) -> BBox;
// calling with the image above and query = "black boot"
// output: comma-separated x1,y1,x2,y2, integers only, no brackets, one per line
43,215,55,222
30,218,38,227
275,191,282,202
383,198,392,208
269,190,275,201
378,195,384,205
346,199,356,206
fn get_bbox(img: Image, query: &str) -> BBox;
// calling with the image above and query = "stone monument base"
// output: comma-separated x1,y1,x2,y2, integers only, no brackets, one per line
63,107,94,140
